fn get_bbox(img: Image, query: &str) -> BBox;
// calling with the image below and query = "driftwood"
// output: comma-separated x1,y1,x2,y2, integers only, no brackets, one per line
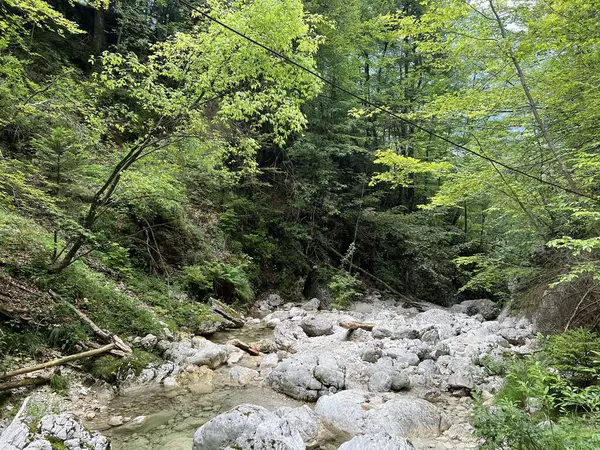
49,290,132,354
0,396,30,446
339,321,376,331
228,339,260,356
210,298,245,328
0,344,116,381
0,376,49,391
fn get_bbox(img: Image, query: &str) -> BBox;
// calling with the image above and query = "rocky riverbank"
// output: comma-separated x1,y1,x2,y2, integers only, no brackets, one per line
1,294,536,450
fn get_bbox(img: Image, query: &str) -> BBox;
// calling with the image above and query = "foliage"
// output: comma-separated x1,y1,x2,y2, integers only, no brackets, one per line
328,270,363,309
126,272,215,332
184,259,254,304
474,329,600,449
49,374,70,393
86,350,159,383
371,150,453,188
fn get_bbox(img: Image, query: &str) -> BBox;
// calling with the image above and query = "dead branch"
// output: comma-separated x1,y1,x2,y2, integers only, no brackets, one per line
48,290,132,353
0,344,116,381
339,321,376,331
0,396,31,446
0,377,49,391
228,339,260,356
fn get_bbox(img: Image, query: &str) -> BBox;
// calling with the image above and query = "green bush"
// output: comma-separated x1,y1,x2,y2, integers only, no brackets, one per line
543,328,600,387
183,260,254,304
474,329,600,449
328,270,363,309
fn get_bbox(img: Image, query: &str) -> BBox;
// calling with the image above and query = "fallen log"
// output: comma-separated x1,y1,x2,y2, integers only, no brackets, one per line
228,339,260,356
210,298,245,328
0,376,49,391
49,290,132,354
339,321,376,331
0,344,116,381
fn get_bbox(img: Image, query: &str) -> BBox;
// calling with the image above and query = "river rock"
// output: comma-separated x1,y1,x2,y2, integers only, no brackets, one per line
338,433,415,450
301,316,334,337
361,344,383,363
193,404,272,450
260,352,280,368
268,293,283,307
273,321,308,352
368,371,393,392
303,298,321,311
186,344,229,369
108,416,124,427
268,352,346,401
314,390,448,438
499,327,528,346
275,405,329,448
196,320,222,336
139,333,158,350
451,299,500,321
38,414,110,449
229,366,260,385
193,404,319,450
391,372,410,391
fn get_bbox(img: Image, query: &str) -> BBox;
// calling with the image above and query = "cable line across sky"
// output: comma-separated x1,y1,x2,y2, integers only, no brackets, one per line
177,0,594,201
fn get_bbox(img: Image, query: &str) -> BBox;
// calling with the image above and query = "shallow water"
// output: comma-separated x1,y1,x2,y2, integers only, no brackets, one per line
95,383,303,450
87,325,300,450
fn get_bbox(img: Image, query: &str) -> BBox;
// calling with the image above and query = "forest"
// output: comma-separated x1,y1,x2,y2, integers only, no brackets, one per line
1,0,600,448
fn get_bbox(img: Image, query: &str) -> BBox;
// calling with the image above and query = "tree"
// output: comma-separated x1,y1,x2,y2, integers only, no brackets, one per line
49,0,322,272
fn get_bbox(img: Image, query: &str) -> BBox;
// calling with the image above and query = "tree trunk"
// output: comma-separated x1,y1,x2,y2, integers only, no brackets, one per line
488,0,577,193
93,8,107,54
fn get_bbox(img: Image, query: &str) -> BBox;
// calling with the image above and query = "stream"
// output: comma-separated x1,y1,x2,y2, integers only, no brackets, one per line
86,325,304,450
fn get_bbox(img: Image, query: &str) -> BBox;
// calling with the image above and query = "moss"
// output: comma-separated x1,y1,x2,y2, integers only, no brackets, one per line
85,349,159,383
47,436,68,450
42,262,165,337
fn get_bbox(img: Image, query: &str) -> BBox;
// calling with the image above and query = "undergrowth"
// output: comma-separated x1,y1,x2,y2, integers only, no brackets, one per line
85,349,159,383
473,329,600,449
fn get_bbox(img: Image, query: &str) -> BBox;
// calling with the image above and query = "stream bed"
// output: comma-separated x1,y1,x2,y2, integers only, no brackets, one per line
86,324,302,450
75,299,536,450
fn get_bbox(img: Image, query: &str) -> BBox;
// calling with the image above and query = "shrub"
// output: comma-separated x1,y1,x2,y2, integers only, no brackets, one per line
474,329,600,449
328,270,363,309
543,328,600,387
183,260,254,305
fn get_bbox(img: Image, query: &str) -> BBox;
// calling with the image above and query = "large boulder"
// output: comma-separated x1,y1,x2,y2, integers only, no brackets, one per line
268,353,346,401
273,321,308,352
338,433,415,450
315,390,448,439
303,298,321,311
164,338,230,370
186,345,228,369
193,404,329,450
193,405,272,450
300,316,334,337
275,406,333,449
452,299,500,321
